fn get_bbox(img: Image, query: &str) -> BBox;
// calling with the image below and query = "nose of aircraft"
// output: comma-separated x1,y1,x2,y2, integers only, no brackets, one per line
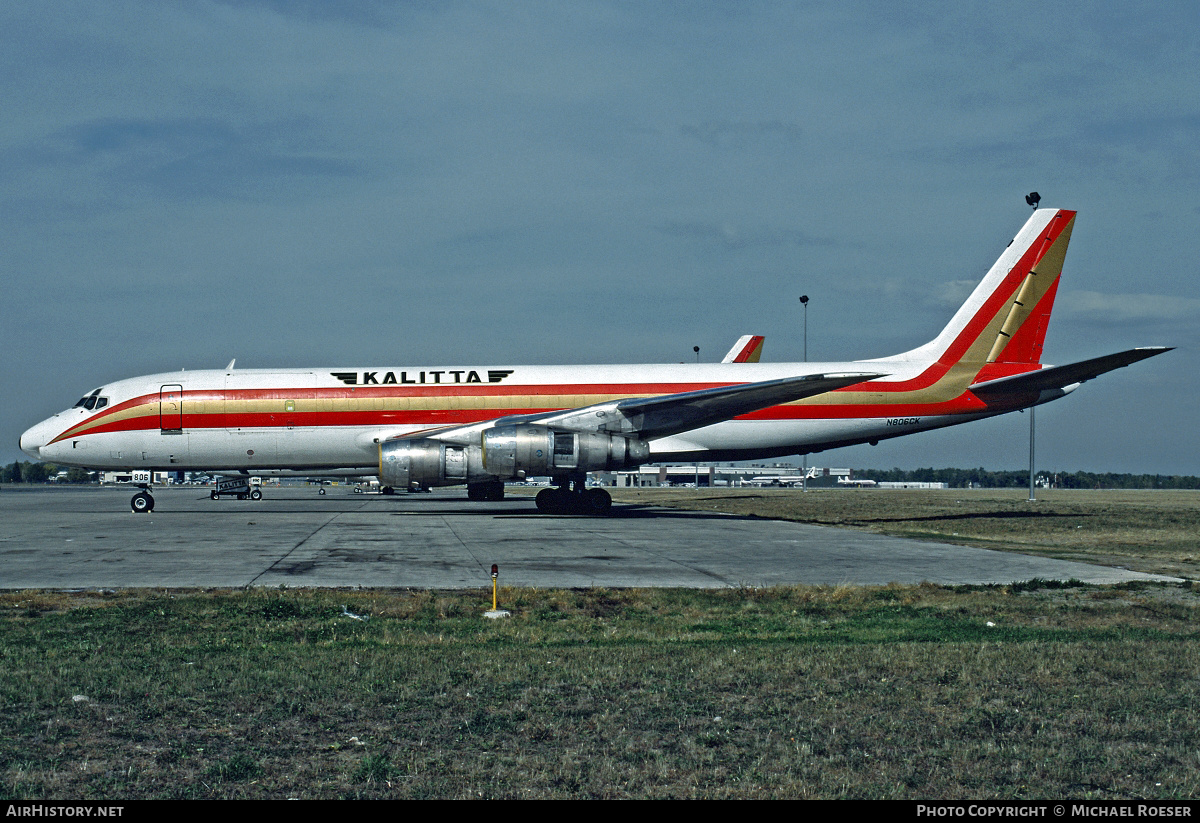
19,419,51,460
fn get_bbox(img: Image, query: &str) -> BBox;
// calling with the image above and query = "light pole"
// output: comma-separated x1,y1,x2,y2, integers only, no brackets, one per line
799,295,809,362
1028,405,1036,502
1025,192,1041,502
799,295,810,490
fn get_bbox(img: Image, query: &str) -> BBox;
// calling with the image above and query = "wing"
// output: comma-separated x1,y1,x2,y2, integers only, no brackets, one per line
969,347,1172,405
602,372,884,439
417,371,884,444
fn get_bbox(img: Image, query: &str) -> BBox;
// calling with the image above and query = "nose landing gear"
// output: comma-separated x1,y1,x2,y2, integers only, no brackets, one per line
130,484,155,513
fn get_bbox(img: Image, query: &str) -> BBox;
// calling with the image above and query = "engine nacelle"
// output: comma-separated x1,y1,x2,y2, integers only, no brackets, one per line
379,438,482,490
379,426,649,489
482,424,649,477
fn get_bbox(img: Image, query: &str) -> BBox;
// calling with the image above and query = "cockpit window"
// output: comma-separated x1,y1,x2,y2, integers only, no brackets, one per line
73,388,108,412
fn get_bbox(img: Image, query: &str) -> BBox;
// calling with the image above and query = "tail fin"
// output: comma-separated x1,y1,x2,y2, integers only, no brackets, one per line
722,334,765,363
887,208,1075,383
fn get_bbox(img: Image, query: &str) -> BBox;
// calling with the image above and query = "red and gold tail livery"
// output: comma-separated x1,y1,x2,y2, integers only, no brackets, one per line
20,207,1171,514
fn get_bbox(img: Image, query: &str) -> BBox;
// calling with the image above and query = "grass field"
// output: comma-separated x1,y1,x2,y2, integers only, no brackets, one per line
605,488,1200,580
3,489,1199,799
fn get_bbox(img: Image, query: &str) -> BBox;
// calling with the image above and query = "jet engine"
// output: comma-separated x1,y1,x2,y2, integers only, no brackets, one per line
378,425,649,489
481,424,649,477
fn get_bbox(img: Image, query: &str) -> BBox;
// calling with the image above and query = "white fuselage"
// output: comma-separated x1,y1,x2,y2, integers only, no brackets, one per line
20,357,995,474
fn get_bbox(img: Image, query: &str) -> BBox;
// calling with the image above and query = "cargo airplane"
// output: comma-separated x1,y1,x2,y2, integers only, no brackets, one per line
19,207,1169,514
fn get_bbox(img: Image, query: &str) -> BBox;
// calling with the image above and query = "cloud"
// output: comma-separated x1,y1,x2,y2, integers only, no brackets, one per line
657,219,832,250
30,116,363,202
1059,291,1200,324
925,279,979,310
679,120,804,151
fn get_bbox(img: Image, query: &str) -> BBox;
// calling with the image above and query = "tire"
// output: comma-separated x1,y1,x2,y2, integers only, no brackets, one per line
319,488,326,495
585,487,612,515
250,489,262,501
210,490,218,500
535,487,560,513
131,492,154,514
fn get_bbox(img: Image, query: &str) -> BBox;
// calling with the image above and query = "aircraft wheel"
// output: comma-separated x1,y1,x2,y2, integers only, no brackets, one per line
210,490,218,500
131,492,154,514
467,483,484,501
485,480,505,501
535,487,561,513
585,487,612,515
250,489,262,501
381,486,395,496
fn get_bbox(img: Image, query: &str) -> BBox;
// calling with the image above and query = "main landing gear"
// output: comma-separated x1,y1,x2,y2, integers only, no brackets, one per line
130,484,155,514
534,476,612,515
466,480,506,501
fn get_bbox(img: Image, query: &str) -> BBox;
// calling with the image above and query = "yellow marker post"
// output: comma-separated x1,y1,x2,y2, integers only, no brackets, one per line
485,563,509,619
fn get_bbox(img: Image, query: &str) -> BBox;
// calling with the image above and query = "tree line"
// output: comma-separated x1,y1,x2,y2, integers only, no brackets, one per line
853,467,1200,490
2,461,91,484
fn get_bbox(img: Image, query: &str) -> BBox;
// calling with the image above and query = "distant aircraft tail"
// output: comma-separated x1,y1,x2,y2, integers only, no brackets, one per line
722,334,765,363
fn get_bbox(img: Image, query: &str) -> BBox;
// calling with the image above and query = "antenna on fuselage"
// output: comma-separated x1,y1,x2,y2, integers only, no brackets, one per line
225,359,236,371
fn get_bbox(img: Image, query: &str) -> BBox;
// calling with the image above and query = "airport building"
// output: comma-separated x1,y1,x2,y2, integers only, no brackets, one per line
596,465,874,488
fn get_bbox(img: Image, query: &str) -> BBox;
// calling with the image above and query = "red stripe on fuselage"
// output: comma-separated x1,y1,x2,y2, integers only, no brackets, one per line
52,389,995,443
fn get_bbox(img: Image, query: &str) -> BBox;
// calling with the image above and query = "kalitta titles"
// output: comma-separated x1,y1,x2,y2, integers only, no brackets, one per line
330,370,514,386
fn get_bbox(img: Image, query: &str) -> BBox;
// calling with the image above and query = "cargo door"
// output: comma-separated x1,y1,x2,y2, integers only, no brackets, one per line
159,384,183,433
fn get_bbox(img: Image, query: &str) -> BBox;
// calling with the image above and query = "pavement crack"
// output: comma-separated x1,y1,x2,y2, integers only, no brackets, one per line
248,511,345,586
440,516,488,576
573,523,736,586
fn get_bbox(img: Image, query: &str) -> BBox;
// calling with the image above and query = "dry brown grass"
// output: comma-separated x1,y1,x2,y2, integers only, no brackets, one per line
605,488,1200,579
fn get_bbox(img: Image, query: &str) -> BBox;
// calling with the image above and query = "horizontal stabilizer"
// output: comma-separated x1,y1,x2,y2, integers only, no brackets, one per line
969,347,1172,403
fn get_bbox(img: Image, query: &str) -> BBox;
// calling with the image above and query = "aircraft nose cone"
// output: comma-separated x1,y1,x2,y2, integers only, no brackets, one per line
19,421,49,460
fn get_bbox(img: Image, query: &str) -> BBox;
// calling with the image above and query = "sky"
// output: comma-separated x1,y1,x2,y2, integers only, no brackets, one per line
4,1,1198,475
